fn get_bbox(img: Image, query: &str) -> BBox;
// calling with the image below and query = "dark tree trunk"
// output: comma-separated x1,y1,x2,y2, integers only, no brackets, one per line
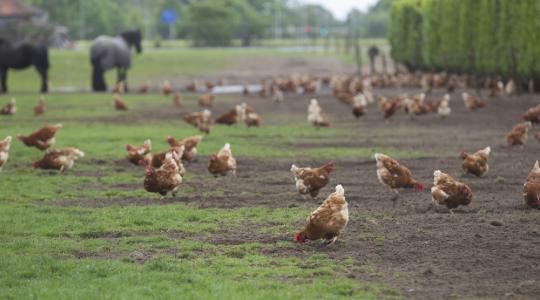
241,35,251,47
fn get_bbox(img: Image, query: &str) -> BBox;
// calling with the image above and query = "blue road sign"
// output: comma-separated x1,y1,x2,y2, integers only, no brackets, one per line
320,27,329,37
160,9,177,25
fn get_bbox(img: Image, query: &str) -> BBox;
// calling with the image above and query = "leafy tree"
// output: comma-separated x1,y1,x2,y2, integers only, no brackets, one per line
225,0,269,46
27,0,142,39
475,0,499,75
185,1,235,46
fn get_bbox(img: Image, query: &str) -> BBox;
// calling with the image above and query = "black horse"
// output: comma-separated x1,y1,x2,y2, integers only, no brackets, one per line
90,29,142,92
0,39,49,93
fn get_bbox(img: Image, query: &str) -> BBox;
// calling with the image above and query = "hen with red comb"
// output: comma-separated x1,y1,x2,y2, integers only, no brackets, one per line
295,185,348,246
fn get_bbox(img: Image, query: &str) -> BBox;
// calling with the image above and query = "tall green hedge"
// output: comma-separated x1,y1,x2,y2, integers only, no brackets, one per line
389,0,540,81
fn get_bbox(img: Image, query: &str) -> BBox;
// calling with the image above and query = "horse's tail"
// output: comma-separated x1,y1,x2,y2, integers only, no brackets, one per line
91,51,106,92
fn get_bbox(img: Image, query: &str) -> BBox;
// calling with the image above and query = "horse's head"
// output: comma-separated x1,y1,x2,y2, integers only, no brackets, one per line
120,29,142,54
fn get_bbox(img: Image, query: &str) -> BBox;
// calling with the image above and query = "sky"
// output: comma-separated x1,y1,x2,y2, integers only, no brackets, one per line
300,0,379,20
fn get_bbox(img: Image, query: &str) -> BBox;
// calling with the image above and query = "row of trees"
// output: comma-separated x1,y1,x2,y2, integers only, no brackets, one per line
389,0,540,85
25,0,391,46
26,0,143,39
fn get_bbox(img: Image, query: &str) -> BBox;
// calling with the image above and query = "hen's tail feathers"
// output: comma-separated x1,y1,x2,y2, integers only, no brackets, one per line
73,149,85,158
144,139,152,149
177,145,186,157
335,184,344,196
433,170,442,185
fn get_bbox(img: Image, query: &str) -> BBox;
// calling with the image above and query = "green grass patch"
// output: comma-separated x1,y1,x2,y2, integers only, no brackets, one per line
5,45,364,93
0,90,407,299
0,201,397,299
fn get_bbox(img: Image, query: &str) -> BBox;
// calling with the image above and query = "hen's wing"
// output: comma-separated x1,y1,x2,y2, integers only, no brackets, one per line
385,161,411,178
306,194,348,235
431,186,449,204
182,136,202,151
433,170,455,186
523,179,540,207
380,156,413,181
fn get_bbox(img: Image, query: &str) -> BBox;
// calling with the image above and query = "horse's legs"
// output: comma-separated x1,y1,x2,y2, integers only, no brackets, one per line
117,68,128,92
0,68,7,93
92,66,107,92
116,68,123,84
123,70,128,92
36,67,48,93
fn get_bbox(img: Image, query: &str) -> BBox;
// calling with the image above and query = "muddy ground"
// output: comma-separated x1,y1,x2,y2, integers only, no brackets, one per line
58,87,540,299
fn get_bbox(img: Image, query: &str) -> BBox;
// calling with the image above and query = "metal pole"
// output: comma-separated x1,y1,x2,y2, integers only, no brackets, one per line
78,0,85,40
355,43,362,76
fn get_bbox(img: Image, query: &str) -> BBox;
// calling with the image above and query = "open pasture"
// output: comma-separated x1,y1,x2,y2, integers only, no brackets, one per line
1,86,539,299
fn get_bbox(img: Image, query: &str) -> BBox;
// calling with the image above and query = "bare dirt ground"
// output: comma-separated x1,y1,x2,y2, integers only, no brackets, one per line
56,83,540,299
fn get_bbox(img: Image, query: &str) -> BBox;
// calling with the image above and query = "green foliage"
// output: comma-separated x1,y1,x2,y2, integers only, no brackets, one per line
474,0,499,75
389,0,540,80
346,0,392,38
27,0,142,39
186,1,235,47
345,0,392,39
389,0,422,67
225,0,270,46
26,0,386,48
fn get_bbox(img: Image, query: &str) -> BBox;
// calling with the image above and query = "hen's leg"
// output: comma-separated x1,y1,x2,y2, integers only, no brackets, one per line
391,189,400,207
324,236,338,246
391,188,399,200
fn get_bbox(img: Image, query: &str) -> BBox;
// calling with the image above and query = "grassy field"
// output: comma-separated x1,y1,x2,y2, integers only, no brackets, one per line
5,39,388,93
3,73,539,299
0,92,402,299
